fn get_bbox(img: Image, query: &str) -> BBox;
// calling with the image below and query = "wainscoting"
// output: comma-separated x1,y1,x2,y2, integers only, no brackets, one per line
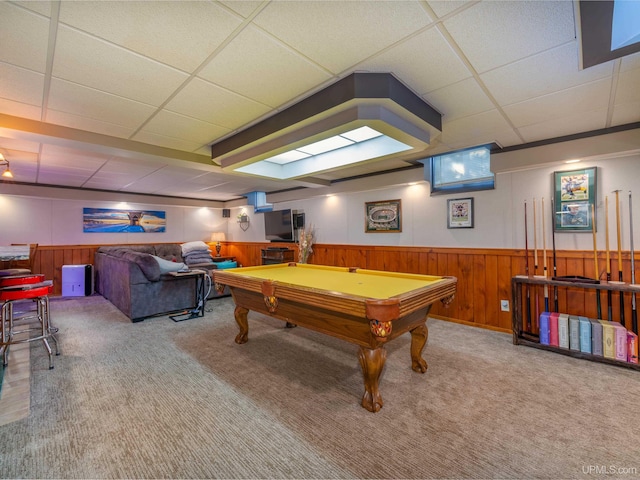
31,243,634,333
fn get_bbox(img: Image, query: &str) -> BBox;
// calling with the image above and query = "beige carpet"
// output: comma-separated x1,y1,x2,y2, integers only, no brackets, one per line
0,294,639,479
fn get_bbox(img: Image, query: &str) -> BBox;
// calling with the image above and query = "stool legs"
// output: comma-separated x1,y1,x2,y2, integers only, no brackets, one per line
1,295,59,369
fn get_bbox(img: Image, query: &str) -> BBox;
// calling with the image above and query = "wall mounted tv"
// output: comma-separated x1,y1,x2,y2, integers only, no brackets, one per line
264,209,295,242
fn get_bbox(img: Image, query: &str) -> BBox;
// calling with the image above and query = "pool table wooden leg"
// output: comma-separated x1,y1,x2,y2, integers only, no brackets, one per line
358,346,387,412
234,306,249,344
410,323,429,373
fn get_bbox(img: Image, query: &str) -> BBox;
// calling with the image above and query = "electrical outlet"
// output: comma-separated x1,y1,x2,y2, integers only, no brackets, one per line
500,300,510,312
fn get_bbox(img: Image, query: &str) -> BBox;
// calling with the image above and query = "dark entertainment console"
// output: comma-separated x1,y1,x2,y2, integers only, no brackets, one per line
261,248,295,265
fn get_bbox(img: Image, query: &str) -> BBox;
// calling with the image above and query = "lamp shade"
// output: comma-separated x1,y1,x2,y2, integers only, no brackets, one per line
210,232,226,243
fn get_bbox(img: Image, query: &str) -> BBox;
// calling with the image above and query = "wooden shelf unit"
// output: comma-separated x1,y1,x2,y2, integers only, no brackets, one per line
261,248,295,265
511,275,640,371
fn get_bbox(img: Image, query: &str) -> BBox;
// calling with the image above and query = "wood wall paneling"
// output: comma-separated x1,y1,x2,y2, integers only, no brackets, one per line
30,242,638,333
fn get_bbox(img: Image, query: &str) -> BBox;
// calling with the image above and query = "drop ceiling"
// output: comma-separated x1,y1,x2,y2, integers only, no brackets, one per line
0,0,639,203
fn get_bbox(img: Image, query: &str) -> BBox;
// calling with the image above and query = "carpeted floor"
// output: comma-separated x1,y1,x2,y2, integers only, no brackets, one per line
1,294,639,479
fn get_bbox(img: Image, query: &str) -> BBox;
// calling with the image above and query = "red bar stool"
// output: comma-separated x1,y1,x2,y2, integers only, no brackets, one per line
0,274,59,369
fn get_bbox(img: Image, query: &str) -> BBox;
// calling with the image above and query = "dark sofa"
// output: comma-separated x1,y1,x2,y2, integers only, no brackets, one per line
94,244,229,322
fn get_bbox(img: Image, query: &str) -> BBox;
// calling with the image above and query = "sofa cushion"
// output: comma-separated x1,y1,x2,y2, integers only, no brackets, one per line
154,244,183,262
119,251,161,281
151,255,186,274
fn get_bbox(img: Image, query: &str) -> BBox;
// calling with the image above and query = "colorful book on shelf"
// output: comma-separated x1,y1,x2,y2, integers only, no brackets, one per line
578,316,592,354
558,313,569,349
549,312,559,347
612,323,628,362
569,316,580,351
590,319,603,357
600,321,616,359
628,332,638,364
539,312,550,345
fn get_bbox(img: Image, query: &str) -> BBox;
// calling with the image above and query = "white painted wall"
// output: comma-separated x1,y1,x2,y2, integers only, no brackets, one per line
1,152,639,252
0,197,227,246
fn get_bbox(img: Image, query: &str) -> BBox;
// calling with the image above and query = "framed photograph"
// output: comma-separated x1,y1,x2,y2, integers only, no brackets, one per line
447,197,474,229
365,199,402,233
553,167,597,232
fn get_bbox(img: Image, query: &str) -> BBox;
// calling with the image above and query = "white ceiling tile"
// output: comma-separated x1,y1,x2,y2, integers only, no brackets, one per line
0,138,41,155
0,2,50,72
37,163,96,185
45,110,136,139
424,77,494,122
0,63,44,108
52,26,189,106
165,77,271,130
358,27,471,94
611,101,640,126
491,129,524,150
41,144,111,169
58,1,242,73
441,109,513,146
253,1,432,73
443,0,576,73
503,79,612,128
428,1,474,18
48,78,157,128
614,66,640,106
139,110,231,145
481,43,614,106
15,1,52,17
120,165,205,191
620,52,640,71
198,25,332,108
0,98,42,120
219,1,264,18
132,130,208,154
518,109,608,143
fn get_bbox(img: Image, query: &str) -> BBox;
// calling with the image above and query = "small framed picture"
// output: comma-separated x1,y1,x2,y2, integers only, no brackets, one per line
447,197,474,229
365,199,402,233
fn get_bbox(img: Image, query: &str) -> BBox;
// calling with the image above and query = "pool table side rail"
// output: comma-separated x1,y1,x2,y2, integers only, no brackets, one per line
213,269,457,319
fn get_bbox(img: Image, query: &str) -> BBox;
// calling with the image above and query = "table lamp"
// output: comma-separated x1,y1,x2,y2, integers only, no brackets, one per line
210,232,226,257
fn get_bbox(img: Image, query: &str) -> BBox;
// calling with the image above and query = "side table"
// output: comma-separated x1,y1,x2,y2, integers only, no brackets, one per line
167,269,208,322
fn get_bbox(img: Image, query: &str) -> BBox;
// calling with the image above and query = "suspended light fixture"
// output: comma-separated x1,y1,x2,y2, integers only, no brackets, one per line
211,73,442,181
0,154,13,178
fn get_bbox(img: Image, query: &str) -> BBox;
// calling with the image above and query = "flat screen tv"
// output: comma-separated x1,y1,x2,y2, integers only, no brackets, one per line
264,209,295,242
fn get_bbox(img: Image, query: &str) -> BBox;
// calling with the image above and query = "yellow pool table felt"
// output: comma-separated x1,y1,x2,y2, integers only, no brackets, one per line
223,263,445,299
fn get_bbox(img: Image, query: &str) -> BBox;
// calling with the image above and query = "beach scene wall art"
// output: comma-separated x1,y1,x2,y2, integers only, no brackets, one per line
83,208,166,233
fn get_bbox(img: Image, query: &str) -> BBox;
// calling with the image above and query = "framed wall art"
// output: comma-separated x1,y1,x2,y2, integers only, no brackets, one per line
83,208,166,233
553,167,597,232
447,197,474,229
365,199,402,233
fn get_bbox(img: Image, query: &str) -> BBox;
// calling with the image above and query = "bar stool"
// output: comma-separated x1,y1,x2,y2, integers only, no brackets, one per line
0,274,59,369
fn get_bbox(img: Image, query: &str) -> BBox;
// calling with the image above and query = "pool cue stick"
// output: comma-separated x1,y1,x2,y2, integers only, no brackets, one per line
542,197,549,312
605,195,612,321
524,200,532,332
533,198,540,321
614,189,625,327
551,198,559,312
592,203,602,319
630,191,638,335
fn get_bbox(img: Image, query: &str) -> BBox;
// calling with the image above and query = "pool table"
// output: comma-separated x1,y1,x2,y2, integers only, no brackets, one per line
212,263,456,412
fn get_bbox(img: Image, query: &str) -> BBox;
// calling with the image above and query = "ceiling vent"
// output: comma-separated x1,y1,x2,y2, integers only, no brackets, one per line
245,191,273,213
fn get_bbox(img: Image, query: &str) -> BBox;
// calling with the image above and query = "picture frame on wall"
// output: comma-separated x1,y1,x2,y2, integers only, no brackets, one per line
365,199,402,233
553,167,597,232
447,197,474,229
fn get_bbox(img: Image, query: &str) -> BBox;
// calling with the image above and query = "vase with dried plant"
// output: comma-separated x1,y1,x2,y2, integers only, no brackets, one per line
297,224,314,264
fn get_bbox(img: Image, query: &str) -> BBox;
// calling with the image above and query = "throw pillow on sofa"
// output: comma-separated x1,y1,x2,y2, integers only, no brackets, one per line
151,255,186,274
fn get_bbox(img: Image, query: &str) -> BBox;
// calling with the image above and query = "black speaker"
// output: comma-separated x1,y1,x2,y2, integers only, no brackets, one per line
294,213,305,228
222,209,230,218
